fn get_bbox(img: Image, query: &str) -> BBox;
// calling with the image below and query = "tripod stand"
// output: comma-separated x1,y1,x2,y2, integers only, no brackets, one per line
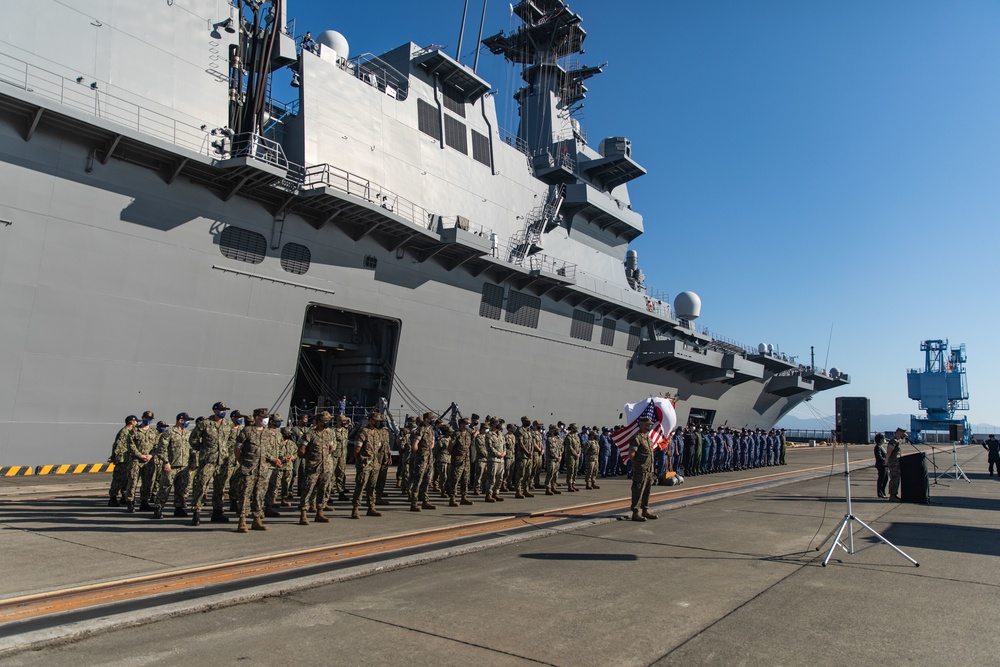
817,444,919,567
937,441,970,482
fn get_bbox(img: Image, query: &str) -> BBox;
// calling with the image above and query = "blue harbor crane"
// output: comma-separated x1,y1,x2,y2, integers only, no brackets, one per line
907,339,970,443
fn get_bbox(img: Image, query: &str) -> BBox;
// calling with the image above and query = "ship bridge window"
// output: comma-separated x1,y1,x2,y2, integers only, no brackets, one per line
417,99,441,140
627,326,642,352
570,309,595,341
471,130,490,166
442,83,467,118
601,319,617,347
364,255,378,270
479,283,504,320
280,242,311,275
506,290,540,329
219,226,266,265
444,116,468,155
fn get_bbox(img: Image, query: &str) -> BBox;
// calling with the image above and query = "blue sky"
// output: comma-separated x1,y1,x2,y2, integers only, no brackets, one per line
285,1,1000,425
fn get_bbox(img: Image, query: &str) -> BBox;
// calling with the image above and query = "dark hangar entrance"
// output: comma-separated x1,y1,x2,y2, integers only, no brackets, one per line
290,304,400,417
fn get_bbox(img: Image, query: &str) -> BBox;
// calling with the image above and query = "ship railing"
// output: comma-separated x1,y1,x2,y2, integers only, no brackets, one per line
0,51,212,156
498,127,530,155
437,216,495,239
528,253,577,280
303,163,436,229
337,53,409,101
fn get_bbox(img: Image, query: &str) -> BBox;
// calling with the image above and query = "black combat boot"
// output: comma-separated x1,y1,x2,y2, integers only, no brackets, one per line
173,507,188,517
210,509,229,523
191,510,201,526
152,506,163,519
139,500,152,511
108,496,120,507
126,502,136,513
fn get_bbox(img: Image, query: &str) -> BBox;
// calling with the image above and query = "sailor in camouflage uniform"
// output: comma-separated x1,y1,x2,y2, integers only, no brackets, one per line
409,412,437,511
563,423,582,492
434,425,452,498
125,410,157,513
298,411,334,525
503,423,517,492
471,423,488,495
447,418,474,506
108,415,137,506
396,415,414,493
234,408,283,533
188,402,235,526
544,425,563,495
331,415,350,502
511,417,535,499
583,427,600,489
151,412,194,519
483,420,506,502
531,421,545,490
352,411,386,519
226,410,245,513
628,416,658,522
263,414,294,516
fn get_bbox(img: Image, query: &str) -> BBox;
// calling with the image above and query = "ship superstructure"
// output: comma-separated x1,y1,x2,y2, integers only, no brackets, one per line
0,0,848,465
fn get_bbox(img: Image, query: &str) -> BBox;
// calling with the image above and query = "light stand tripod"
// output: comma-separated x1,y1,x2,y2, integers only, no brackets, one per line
817,444,919,568
937,441,970,482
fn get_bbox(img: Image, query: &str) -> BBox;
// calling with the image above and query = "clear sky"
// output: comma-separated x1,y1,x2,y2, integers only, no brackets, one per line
285,0,1000,425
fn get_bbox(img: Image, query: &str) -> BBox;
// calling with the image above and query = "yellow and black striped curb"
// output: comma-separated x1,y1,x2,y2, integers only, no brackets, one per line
1,464,116,477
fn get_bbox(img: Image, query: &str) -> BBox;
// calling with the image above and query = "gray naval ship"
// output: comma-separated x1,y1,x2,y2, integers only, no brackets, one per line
0,0,848,465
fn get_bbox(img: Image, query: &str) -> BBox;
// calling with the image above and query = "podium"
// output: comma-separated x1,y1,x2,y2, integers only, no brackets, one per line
900,452,930,504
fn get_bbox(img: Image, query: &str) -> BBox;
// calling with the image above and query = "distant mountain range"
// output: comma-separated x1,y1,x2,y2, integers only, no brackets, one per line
777,414,998,433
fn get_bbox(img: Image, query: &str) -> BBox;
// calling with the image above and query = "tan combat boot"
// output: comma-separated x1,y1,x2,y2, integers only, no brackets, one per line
298,508,309,525
421,501,436,510
592,482,600,490
315,507,330,523
350,506,360,519
459,496,474,505
366,505,382,517
631,509,646,522
237,516,248,533
410,501,421,512
448,497,459,507
251,517,267,531
524,490,535,498
642,509,658,520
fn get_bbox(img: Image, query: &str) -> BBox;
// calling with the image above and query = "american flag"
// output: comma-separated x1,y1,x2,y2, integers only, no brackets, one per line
611,398,674,463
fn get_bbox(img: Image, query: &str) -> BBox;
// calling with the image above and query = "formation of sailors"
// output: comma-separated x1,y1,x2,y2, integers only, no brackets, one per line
107,402,788,533
664,425,789,478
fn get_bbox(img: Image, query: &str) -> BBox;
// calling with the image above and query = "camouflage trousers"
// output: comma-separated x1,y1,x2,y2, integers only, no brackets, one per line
484,459,504,497
888,462,901,497
433,457,449,489
470,459,486,494
264,465,286,508
532,453,543,487
503,458,515,489
299,468,329,510
353,463,378,508
544,459,560,491
155,467,190,509
447,458,470,499
584,457,599,485
109,461,129,499
375,460,390,499
125,459,156,504
331,450,347,495
192,462,230,514
238,466,271,521
409,453,432,502
631,468,653,512
513,457,531,494
397,447,409,490
564,455,579,487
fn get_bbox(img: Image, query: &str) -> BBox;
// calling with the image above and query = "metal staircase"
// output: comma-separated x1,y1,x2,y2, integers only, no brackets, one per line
509,185,565,265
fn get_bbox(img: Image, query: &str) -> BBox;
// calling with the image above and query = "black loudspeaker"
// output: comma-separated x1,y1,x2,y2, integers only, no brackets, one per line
900,452,930,504
949,424,964,441
835,397,870,444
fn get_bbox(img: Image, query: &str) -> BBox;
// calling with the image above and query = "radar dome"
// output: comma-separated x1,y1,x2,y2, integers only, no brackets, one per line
673,291,701,320
830,367,840,377
758,343,767,355
317,30,349,59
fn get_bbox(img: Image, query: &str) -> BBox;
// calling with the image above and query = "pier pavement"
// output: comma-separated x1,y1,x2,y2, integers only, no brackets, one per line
0,444,995,665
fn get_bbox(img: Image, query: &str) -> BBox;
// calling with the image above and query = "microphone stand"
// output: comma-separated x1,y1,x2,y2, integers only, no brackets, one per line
817,444,919,568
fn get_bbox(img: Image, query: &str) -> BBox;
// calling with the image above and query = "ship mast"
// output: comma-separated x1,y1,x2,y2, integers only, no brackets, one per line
482,0,603,156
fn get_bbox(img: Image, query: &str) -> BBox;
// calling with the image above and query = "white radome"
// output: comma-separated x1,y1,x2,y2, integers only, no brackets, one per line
317,30,350,59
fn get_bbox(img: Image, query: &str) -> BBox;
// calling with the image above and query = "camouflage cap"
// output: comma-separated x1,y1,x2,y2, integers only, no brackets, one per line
156,420,168,429
568,423,578,431
270,412,282,421
471,413,480,421
521,416,530,424
141,410,154,420
316,411,333,423
439,424,452,433
548,424,559,433
506,424,516,431
252,408,269,418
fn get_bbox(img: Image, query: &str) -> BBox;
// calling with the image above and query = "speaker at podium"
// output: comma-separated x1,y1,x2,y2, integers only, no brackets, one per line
899,452,930,504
